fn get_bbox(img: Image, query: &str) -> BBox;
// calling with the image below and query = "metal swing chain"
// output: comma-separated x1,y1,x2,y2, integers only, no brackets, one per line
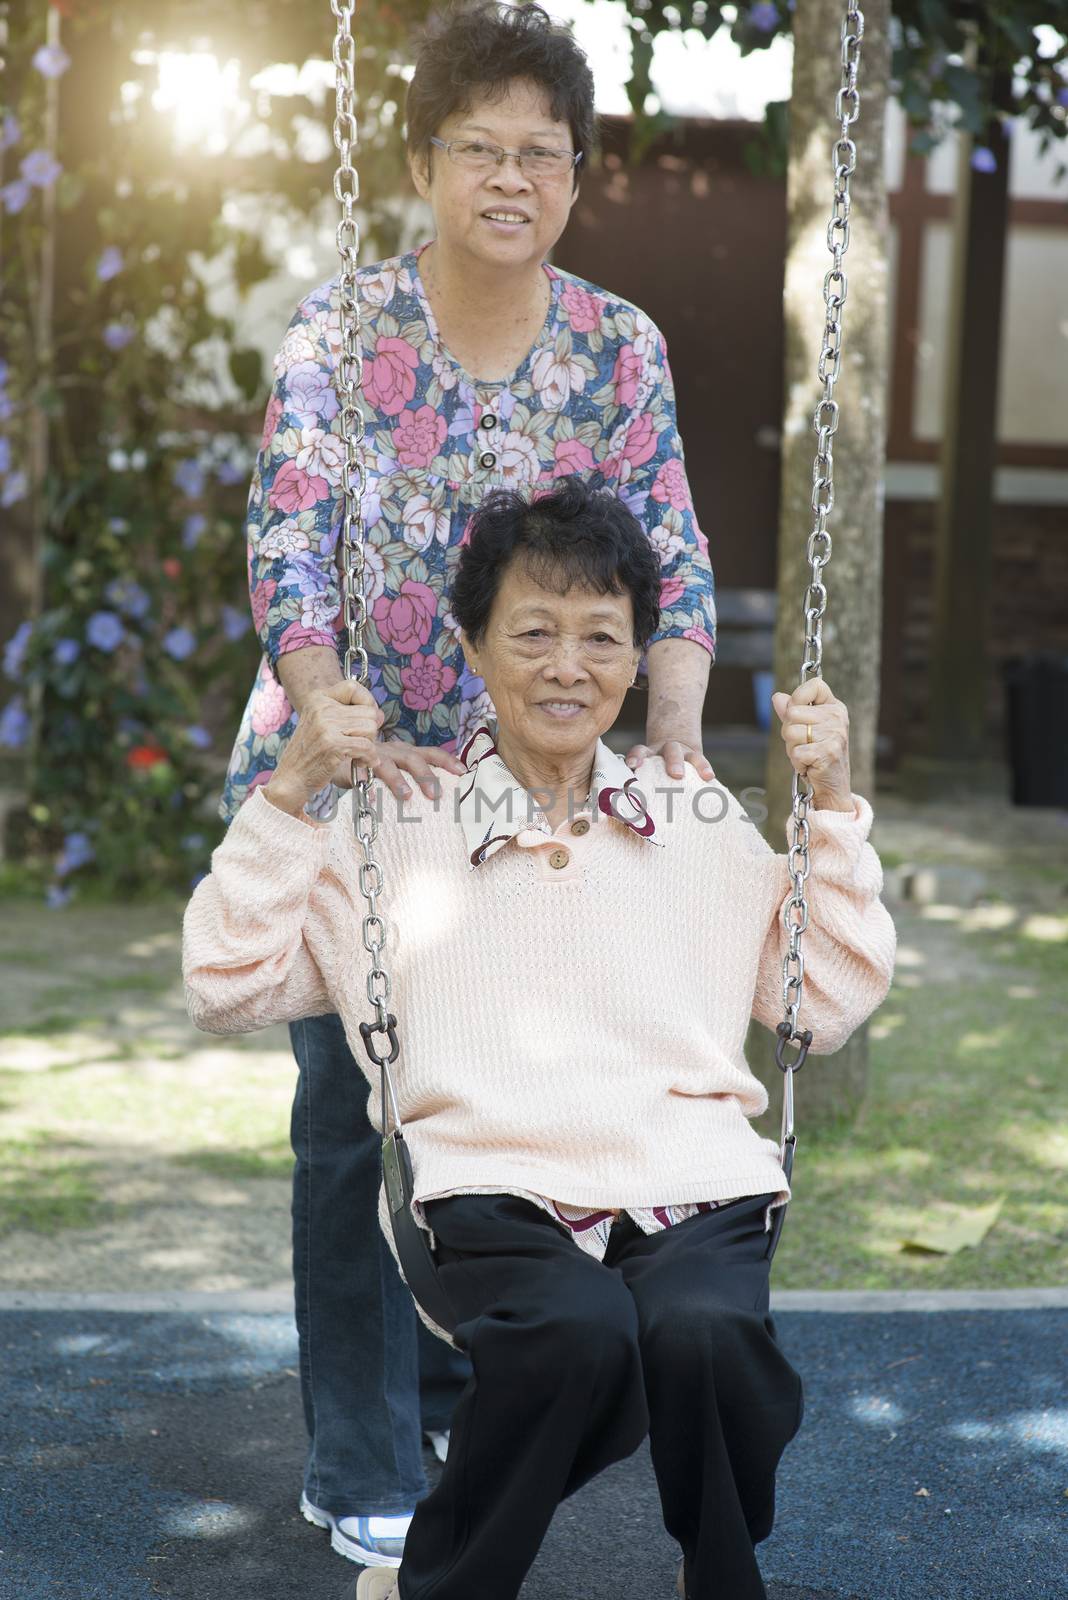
775,1,864,1184
331,0,403,1132
329,0,862,1162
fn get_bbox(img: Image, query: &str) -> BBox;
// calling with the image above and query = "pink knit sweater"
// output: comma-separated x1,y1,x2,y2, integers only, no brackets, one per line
183,757,896,1273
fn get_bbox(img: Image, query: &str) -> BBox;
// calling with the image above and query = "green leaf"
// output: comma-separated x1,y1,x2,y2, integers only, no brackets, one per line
233,234,272,294
228,347,264,402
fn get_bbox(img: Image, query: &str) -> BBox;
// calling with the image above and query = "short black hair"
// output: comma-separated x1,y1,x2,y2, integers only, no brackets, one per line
451,478,661,650
406,1,596,182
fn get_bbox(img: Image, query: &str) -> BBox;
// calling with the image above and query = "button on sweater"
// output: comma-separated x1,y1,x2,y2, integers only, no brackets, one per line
183,753,897,1336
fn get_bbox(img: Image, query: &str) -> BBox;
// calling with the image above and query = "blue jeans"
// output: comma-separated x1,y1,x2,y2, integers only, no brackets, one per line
289,1012,472,1517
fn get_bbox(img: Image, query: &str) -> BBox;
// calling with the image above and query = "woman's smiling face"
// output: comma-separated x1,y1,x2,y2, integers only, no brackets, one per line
460,555,640,768
409,77,579,273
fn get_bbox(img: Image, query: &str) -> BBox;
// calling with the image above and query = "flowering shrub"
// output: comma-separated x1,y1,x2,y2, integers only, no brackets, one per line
0,2,422,902
2,1,1064,902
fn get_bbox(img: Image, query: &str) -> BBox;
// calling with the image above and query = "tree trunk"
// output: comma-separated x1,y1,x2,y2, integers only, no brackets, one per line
915,56,1012,796
747,0,891,1139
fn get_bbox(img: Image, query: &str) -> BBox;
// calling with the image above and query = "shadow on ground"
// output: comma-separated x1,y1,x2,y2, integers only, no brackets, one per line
1,1307,1064,1600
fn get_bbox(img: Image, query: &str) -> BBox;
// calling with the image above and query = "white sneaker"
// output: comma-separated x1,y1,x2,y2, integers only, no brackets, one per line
355,1568,401,1599
300,1492,411,1566
424,1429,450,1464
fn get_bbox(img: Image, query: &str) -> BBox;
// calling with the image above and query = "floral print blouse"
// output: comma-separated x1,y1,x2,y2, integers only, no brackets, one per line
219,245,717,823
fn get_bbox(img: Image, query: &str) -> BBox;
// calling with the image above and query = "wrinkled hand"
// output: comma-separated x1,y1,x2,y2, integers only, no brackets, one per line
272,681,385,807
346,736,467,803
625,734,716,782
771,678,852,807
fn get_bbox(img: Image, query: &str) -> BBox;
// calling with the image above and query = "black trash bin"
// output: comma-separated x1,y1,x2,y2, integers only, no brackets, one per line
1002,653,1068,807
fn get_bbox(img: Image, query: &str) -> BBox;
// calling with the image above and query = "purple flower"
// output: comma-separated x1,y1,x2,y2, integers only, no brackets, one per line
33,43,72,79
287,362,339,429
1057,88,1068,109
162,626,196,661
215,459,245,486
189,870,209,891
96,246,124,282
1,471,28,507
221,605,251,641
181,833,206,851
971,146,997,173
53,637,81,666
3,621,33,681
174,458,205,498
185,725,212,750
20,150,62,189
0,437,11,474
46,884,73,909
86,610,126,652
56,831,95,876
104,579,151,620
182,514,206,549
0,696,29,748
448,398,478,438
618,482,650,521
293,553,329,597
748,1,780,31
0,393,13,423
103,322,135,352
1,181,31,216
1,113,19,152
0,361,8,388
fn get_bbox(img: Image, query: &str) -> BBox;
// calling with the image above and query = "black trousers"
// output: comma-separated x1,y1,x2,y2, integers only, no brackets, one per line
396,1190,804,1600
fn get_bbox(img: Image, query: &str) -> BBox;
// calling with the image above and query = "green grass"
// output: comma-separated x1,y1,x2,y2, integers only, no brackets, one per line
768,912,1068,1290
174,1141,293,1181
0,860,1064,1288
0,1133,111,1237
3,1011,108,1038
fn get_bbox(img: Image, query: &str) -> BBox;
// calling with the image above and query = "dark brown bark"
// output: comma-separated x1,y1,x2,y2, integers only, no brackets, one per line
925,64,1012,774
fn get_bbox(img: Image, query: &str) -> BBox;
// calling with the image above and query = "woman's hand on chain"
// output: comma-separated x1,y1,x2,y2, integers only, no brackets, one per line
268,682,384,814
771,679,853,810
361,739,467,803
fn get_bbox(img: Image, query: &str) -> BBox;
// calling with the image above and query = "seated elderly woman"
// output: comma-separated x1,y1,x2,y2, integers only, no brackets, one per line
183,477,896,1600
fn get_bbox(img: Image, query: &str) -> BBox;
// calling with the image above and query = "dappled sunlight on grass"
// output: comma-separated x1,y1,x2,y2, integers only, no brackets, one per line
959,903,1020,933
2,797,1065,1291
0,1133,108,1236
869,1011,905,1040
1019,913,1068,943
995,1121,1068,1172
1,1036,120,1072
955,1026,1013,1056
176,1142,293,1180
123,931,181,960
919,903,964,922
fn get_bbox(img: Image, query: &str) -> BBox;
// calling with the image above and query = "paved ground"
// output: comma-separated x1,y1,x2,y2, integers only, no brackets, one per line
1,1297,1065,1600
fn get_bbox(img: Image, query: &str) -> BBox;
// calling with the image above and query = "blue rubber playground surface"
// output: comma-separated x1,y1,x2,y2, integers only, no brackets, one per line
0,1296,1065,1600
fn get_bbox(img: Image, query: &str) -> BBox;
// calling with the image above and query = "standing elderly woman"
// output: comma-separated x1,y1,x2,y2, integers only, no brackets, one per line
218,0,718,1563
187,479,897,1600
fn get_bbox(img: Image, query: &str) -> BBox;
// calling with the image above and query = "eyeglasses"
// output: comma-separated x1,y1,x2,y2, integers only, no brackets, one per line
428,136,583,180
